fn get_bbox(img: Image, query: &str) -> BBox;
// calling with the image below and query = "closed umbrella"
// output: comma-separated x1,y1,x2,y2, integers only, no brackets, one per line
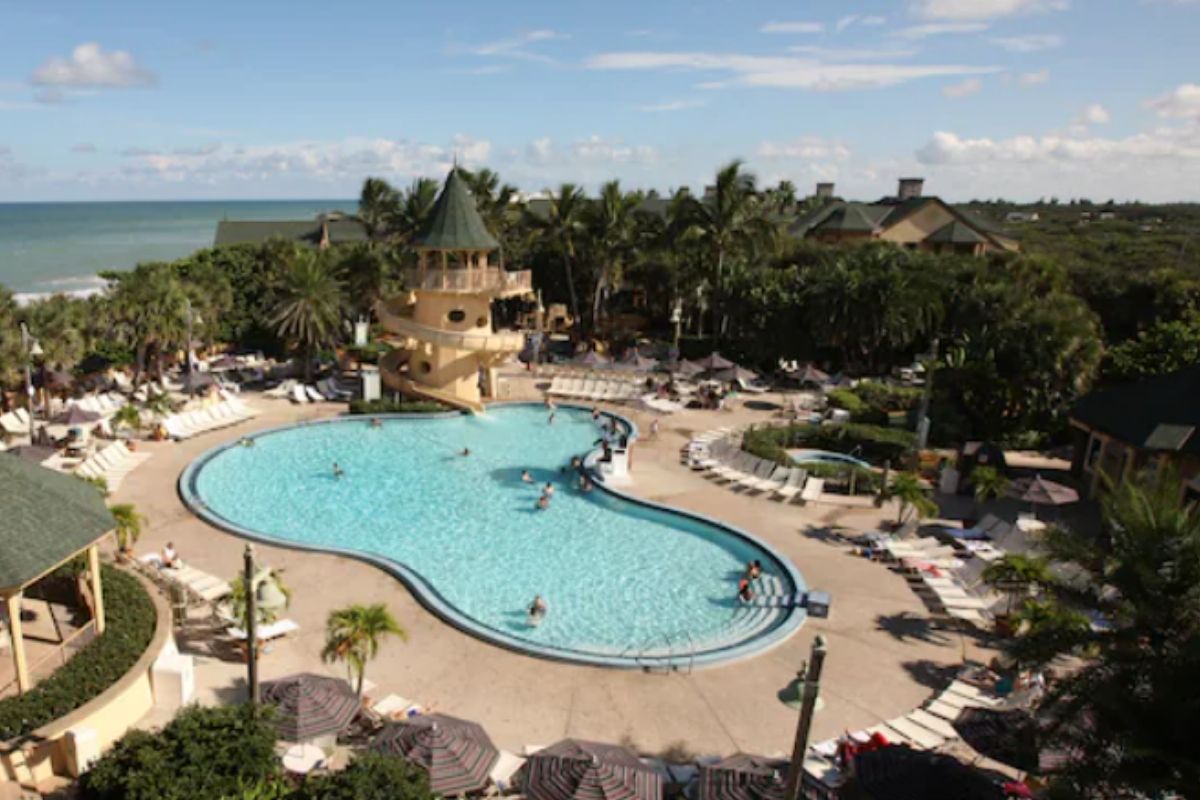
1009,475,1079,507
518,739,662,800
371,713,500,796
697,754,786,800
696,352,735,371
259,673,360,742
712,366,759,384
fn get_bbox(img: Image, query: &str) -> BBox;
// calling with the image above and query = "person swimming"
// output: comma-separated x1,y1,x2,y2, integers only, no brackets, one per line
461,447,471,457
737,579,755,603
543,482,556,497
239,437,255,448
332,462,344,479
521,470,534,483
528,595,548,625
745,560,763,580
536,494,551,511
578,474,594,493
570,456,583,471
370,417,382,428
591,407,601,421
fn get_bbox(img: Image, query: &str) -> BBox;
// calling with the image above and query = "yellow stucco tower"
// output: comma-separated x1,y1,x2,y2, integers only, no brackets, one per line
376,169,531,412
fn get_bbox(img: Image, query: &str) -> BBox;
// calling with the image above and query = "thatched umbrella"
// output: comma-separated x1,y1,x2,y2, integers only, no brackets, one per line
259,673,360,742
697,754,787,800
518,740,662,800
696,352,735,371
371,713,500,795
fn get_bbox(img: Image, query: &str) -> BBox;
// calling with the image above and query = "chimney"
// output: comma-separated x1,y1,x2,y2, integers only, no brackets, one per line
897,178,924,201
815,182,835,201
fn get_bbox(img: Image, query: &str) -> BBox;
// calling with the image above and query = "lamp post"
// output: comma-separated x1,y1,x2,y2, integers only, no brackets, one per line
242,544,288,712
19,323,43,441
782,635,828,800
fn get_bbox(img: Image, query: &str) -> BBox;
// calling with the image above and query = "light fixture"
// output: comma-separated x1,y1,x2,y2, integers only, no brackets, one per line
255,570,288,613
777,669,824,713
29,340,43,358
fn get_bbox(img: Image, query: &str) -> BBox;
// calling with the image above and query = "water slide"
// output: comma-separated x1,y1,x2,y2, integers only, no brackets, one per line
379,350,485,414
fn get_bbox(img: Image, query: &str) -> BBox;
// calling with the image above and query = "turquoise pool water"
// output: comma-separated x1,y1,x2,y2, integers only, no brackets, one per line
184,405,802,665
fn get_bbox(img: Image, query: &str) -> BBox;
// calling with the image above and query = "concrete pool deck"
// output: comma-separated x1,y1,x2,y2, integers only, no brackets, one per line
114,369,996,757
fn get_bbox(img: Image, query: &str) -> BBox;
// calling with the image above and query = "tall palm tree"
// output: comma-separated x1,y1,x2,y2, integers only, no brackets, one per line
105,263,190,384
321,603,407,696
357,177,400,241
0,286,26,388
271,251,344,383
585,180,644,330
460,167,518,241
882,472,938,526
689,161,775,339
395,178,441,244
530,183,587,327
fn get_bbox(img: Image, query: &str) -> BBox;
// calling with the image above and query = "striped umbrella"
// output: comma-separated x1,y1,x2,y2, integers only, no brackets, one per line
259,673,360,742
697,754,787,800
518,740,662,800
372,713,499,796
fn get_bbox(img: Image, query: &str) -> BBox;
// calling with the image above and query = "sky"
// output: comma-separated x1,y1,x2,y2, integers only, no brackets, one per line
0,0,1198,203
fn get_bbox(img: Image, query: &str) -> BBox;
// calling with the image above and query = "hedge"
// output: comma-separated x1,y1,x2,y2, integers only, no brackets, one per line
826,380,921,426
348,398,449,415
744,422,914,467
0,565,157,740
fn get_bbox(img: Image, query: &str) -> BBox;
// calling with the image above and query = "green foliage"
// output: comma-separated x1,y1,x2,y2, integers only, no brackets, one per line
881,472,937,524
969,465,1009,505
743,422,914,467
109,503,146,551
1105,309,1200,383
1002,471,1200,797
802,462,881,495
0,567,156,739
79,705,281,800
982,552,1053,614
272,250,345,383
293,754,435,800
824,389,865,416
347,398,449,415
826,380,921,425
321,603,407,696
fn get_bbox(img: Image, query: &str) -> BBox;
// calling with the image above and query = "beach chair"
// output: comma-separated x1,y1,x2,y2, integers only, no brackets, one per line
799,477,825,504
290,384,309,404
710,453,754,483
227,618,300,643
263,379,295,399
13,408,33,429
906,709,959,740
744,465,792,494
490,751,527,794
305,385,324,402
735,460,779,491
773,468,809,502
884,717,946,750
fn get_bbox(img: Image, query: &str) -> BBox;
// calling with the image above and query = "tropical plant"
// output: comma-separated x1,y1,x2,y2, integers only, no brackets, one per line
103,262,192,384
321,603,407,696
882,472,937,525
982,552,1054,614
970,464,1010,520
357,177,400,241
585,180,644,329
229,568,292,627
109,503,146,553
271,250,344,382
112,404,142,435
529,183,587,327
293,753,434,800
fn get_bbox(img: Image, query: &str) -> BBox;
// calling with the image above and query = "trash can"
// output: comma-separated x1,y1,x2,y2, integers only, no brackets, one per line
804,591,831,619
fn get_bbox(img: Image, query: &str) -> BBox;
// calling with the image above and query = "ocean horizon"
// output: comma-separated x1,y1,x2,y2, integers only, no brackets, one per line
0,199,355,302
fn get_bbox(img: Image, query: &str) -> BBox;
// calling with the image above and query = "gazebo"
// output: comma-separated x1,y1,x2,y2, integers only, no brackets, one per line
0,453,113,695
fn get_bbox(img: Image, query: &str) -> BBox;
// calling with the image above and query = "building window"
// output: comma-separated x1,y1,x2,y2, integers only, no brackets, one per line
476,316,487,328
448,309,466,324
419,361,432,374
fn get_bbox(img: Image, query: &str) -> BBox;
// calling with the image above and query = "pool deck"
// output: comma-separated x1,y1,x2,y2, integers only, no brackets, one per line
115,367,996,758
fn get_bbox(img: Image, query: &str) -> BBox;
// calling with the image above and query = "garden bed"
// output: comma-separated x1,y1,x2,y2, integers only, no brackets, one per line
742,422,915,496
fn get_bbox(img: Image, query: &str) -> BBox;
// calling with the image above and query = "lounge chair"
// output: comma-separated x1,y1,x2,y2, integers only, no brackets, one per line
227,618,300,642
735,460,779,492
773,468,809,502
906,709,959,739
884,717,946,750
710,453,755,483
290,384,309,404
799,477,825,504
372,694,419,720
490,751,527,794
305,385,324,402
745,465,792,494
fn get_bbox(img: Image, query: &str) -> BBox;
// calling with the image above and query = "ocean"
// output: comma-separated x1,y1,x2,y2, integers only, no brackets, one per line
0,200,354,302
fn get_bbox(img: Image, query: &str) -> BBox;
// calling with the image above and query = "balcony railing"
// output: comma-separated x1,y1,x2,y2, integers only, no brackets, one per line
376,300,526,352
401,267,533,296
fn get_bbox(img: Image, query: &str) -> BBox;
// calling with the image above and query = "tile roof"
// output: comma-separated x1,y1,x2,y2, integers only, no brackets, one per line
1071,366,1200,456
0,454,114,592
414,169,500,251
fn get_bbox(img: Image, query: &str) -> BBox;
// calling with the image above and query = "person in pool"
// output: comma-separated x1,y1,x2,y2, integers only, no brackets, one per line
591,407,601,421
578,474,594,493
528,595,548,625
543,482,556,497
521,470,534,483
745,560,763,580
239,437,255,448
535,494,551,511
737,579,755,603
370,417,382,428
332,462,344,479
461,447,471,457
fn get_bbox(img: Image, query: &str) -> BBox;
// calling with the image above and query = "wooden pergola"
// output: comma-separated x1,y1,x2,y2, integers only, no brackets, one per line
0,454,111,695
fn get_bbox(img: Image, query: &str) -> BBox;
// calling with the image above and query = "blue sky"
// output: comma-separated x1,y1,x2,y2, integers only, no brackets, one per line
0,0,1198,202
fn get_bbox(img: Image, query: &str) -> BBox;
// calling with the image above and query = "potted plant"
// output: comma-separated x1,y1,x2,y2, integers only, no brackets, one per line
982,552,1053,636
969,465,1009,527
109,503,146,561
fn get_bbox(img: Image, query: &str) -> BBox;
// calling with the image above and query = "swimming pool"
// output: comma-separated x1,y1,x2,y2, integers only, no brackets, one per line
180,404,804,668
789,448,871,470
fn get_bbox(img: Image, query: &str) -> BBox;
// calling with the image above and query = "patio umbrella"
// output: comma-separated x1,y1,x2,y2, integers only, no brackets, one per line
518,739,662,800
852,746,1005,800
34,369,74,390
671,359,705,378
620,352,659,371
711,366,759,384
259,673,360,742
696,352,735,371
796,363,829,386
697,754,787,800
952,708,1041,774
180,371,216,393
574,351,611,368
1009,475,1079,507
371,713,499,795
54,405,102,426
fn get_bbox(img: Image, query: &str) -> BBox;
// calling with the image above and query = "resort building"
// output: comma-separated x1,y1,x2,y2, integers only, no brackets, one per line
792,179,1020,256
213,212,368,249
1069,365,1200,502
375,169,532,412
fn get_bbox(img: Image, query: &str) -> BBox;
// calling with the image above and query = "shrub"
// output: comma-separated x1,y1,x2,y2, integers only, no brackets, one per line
0,566,157,740
804,462,881,495
294,754,435,800
742,422,914,468
348,398,449,415
825,389,866,416
79,705,281,800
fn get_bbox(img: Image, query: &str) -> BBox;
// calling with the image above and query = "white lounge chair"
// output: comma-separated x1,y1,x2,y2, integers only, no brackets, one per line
227,618,300,642
773,469,809,502
735,460,778,491
305,385,324,402
799,477,825,503
290,385,309,404
744,465,792,494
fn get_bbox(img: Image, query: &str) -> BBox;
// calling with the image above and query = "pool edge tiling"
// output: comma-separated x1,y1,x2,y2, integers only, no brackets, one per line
178,404,806,670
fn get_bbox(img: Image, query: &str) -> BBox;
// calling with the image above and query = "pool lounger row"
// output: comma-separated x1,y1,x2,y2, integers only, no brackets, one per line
699,448,823,504
74,440,152,492
140,557,234,603
545,376,642,402
162,398,259,440
0,408,33,439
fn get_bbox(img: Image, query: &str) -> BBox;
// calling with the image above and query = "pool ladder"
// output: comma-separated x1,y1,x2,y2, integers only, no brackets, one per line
622,632,696,675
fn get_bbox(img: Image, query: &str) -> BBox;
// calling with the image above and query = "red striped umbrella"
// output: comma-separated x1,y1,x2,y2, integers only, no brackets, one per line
371,713,499,796
260,673,360,742
518,740,662,800
697,754,787,800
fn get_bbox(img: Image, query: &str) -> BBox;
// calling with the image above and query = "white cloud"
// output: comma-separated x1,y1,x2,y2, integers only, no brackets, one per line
911,0,1069,21
834,14,888,31
1147,83,1200,119
890,23,989,38
1018,69,1050,85
71,142,96,153
787,46,917,61
757,137,851,160
916,125,1200,166
584,51,1000,91
760,21,824,33
467,30,567,63
30,43,155,88
635,98,707,112
836,15,860,32
991,33,1063,51
571,135,657,164
862,16,888,25
1075,103,1111,126
943,78,983,98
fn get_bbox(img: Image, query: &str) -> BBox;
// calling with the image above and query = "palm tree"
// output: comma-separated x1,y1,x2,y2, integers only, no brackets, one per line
357,177,400,241
104,263,190,385
112,404,142,436
689,161,775,338
395,178,441,244
585,180,644,330
882,472,937,526
321,603,407,696
460,167,517,240
530,183,587,327
982,552,1054,614
271,251,344,383
970,465,1009,519
109,503,146,554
